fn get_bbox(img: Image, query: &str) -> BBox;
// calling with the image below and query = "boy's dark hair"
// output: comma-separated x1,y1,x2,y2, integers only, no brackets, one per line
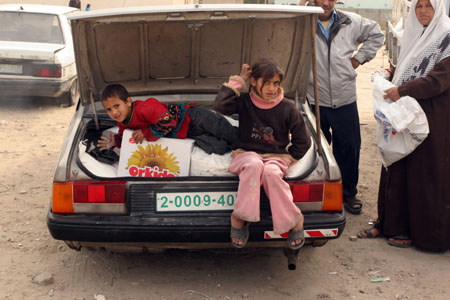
250,58,284,85
101,84,129,102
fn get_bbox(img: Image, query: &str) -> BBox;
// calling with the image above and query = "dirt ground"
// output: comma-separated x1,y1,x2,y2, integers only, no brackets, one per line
0,2,449,298
0,44,449,300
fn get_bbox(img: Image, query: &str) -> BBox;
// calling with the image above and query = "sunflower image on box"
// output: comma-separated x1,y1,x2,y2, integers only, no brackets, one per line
117,129,193,177
126,143,181,177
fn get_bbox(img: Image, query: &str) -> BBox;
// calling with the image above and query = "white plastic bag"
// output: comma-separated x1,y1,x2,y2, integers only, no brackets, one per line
372,75,429,167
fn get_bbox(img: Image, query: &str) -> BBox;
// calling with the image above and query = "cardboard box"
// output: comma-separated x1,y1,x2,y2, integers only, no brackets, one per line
117,129,194,177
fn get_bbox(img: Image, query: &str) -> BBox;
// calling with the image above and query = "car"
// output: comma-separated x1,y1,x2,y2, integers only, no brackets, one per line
46,4,345,268
0,4,79,106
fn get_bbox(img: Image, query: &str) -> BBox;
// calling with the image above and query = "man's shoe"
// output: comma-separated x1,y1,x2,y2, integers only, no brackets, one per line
344,196,363,215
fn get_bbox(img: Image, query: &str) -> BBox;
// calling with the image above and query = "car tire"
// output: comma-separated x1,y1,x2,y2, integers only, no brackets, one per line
60,78,80,107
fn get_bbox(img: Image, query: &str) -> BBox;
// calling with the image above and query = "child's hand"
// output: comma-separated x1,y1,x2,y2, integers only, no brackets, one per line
239,64,252,81
97,131,115,150
231,149,245,159
132,129,145,144
278,154,294,165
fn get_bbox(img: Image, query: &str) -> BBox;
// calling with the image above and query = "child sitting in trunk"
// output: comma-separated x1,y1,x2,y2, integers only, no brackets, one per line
97,84,236,155
213,59,311,249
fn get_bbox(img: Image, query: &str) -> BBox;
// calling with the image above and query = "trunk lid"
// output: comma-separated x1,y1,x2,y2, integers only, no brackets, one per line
68,4,322,106
0,41,63,61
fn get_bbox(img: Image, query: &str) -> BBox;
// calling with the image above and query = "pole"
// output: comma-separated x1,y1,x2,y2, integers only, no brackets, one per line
311,14,322,155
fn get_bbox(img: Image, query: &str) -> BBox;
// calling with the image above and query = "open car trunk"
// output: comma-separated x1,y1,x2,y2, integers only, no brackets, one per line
78,103,319,180
67,5,330,180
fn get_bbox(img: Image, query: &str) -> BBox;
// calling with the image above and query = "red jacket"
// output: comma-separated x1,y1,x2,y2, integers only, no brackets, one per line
114,98,192,147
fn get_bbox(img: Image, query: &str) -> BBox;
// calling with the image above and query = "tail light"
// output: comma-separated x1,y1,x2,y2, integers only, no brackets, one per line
289,181,343,212
52,181,126,214
32,64,62,78
52,182,74,213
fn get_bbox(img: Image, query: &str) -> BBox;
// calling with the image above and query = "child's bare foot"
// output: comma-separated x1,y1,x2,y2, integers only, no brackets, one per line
230,213,247,247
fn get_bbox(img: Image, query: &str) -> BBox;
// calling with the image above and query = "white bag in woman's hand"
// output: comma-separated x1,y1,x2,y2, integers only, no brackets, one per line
372,75,429,167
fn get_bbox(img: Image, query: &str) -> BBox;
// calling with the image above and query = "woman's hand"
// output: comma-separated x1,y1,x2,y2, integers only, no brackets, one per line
384,86,400,102
97,131,115,150
239,64,252,81
132,129,145,144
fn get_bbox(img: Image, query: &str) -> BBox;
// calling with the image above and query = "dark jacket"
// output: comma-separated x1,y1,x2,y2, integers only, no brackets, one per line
213,85,311,160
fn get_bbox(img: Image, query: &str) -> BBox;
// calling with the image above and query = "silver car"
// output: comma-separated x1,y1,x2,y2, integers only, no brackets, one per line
47,4,345,268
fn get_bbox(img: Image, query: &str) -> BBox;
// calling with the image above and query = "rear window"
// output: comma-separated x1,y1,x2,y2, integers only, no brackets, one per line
0,12,64,44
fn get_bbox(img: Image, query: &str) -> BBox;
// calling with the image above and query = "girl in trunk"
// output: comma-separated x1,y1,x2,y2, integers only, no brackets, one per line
213,59,311,249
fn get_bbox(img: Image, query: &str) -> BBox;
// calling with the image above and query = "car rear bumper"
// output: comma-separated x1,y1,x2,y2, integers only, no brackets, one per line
47,210,346,249
0,76,75,98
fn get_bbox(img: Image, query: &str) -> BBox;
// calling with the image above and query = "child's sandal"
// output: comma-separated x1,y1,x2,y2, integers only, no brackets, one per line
287,228,305,250
230,222,249,248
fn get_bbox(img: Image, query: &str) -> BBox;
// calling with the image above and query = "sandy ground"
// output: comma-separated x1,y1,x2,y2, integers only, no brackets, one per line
0,2,449,297
1,45,449,300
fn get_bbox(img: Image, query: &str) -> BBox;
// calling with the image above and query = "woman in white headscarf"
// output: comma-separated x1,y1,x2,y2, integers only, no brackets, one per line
358,0,450,251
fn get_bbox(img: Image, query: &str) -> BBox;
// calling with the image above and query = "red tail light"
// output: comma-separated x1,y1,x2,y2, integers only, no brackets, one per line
290,181,324,202
73,181,126,204
32,64,62,78
289,181,343,212
53,181,126,214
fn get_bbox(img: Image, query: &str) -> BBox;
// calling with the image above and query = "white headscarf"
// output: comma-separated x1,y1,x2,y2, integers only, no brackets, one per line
393,0,450,85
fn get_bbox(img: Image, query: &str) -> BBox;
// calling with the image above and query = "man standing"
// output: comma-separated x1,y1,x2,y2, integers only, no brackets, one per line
300,0,384,214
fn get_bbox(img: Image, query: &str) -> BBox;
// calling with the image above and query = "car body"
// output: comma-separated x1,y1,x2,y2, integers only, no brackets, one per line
47,4,345,255
0,4,79,106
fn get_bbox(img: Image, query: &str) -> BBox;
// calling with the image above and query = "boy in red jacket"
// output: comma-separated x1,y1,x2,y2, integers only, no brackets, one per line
98,84,236,155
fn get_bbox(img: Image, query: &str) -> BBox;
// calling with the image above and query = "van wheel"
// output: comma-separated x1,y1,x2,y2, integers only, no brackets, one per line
60,79,80,107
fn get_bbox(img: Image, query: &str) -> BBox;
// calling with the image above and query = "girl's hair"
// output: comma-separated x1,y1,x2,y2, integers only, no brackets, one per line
101,84,129,102
250,58,284,86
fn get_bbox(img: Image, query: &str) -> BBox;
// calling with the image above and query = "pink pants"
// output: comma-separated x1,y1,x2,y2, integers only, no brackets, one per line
229,151,302,234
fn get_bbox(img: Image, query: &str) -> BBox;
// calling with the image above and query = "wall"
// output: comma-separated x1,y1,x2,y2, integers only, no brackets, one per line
338,0,392,9
339,8,391,30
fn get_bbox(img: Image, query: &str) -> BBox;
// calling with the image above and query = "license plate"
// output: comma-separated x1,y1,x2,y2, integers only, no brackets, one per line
0,64,23,74
156,191,237,212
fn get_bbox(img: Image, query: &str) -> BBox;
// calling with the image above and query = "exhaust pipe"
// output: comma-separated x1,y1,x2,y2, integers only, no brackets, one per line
283,248,300,270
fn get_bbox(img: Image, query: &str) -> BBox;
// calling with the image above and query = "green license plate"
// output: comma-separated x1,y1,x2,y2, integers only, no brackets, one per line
0,64,22,74
156,191,237,212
